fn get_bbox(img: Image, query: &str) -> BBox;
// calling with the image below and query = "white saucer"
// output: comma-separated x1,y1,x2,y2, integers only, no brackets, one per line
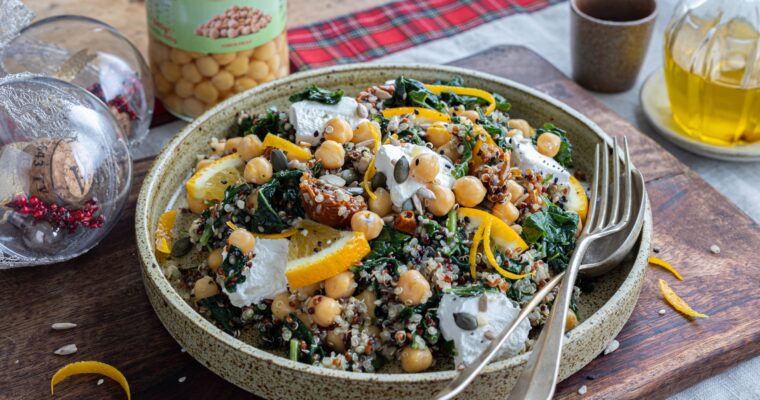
640,68,760,162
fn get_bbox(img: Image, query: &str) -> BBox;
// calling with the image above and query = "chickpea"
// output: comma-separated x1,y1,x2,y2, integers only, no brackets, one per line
224,137,243,153
162,94,181,112
196,56,220,77
355,288,377,319
315,140,345,169
410,153,440,183
506,129,522,137
457,109,480,122
194,81,219,105
565,309,579,333
323,117,353,143
182,63,203,83
307,295,342,327
170,48,192,64
352,120,376,143
159,61,181,83
537,132,562,158
351,210,384,240
248,61,269,81
424,184,455,217
228,228,256,254
154,73,172,94
226,56,249,77
254,42,276,60
182,97,205,117
211,52,236,66
325,271,357,299
193,276,220,302
211,70,235,92
262,73,276,83
297,282,322,297
188,194,209,214
452,176,486,207
400,346,433,373
397,270,432,306
507,180,525,204
493,201,519,224
507,119,534,136
426,122,452,148
271,292,295,321
174,79,194,98
296,310,314,327
234,78,257,93
207,248,223,272
437,141,460,163
266,55,281,72
210,139,226,156
196,158,213,171
369,187,392,217
244,156,273,184
326,330,346,352
237,135,264,161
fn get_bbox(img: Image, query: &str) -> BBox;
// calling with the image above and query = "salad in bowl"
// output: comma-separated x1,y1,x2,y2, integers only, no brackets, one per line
155,76,590,374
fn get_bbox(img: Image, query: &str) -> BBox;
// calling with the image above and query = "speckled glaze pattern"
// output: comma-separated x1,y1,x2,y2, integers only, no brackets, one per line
135,64,653,400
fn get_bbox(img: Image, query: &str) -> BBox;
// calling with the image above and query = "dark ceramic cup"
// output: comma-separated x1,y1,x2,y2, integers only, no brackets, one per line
570,0,657,93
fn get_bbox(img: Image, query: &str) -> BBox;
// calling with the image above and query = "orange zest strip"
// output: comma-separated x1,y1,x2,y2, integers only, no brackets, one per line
51,361,131,400
382,107,452,122
255,229,298,239
226,221,239,231
469,224,485,280
262,133,312,161
483,219,533,280
648,256,683,281
363,158,378,201
424,84,496,115
368,121,381,152
659,279,708,319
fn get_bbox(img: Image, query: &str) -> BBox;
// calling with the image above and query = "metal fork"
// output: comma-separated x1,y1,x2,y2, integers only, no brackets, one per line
434,138,633,400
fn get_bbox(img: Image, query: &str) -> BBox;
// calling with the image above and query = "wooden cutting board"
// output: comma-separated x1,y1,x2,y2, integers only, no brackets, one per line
1,45,758,400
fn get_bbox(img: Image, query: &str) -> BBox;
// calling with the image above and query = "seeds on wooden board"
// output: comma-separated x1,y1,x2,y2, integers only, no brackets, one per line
51,322,77,330
710,244,721,254
393,157,409,183
54,344,78,355
604,339,619,355
453,312,478,331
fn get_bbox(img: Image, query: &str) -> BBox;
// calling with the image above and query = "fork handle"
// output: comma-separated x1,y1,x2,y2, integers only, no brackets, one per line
508,238,591,400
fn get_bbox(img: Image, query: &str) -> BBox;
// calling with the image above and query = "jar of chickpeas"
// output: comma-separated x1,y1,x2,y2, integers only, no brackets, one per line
146,1,288,120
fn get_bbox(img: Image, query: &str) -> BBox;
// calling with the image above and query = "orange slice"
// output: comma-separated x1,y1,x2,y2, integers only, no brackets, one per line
285,231,370,289
382,107,452,122
659,279,708,319
566,176,589,223
262,133,311,161
649,256,683,280
185,153,244,202
457,207,527,254
154,210,177,254
424,84,496,115
51,361,130,399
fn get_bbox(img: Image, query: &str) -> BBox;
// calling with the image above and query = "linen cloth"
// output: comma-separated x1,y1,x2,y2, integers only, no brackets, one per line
133,1,760,397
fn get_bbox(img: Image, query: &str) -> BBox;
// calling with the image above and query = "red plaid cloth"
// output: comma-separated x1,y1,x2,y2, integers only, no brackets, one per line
288,0,564,71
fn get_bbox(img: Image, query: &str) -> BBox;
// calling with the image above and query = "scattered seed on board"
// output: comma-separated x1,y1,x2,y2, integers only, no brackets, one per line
51,322,77,330
710,245,721,254
178,376,187,383
97,379,104,386
578,385,588,395
604,339,619,355
54,344,78,355
180,348,187,353
658,309,666,315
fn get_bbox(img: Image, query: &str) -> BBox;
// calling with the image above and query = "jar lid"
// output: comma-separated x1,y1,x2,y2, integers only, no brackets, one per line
0,74,132,268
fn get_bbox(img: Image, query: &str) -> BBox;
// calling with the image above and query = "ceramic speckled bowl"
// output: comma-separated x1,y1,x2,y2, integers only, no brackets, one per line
136,64,652,400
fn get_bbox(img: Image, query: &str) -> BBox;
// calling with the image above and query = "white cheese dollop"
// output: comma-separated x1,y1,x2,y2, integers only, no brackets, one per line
511,134,570,186
374,143,455,208
437,292,530,366
221,238,289,308
289,97,365,146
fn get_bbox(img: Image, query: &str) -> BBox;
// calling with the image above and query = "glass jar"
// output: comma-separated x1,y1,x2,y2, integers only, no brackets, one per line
664,0,760,145
146,1,289,121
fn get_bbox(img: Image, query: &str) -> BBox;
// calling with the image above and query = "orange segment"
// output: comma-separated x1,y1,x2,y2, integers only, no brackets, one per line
51,361,130,400
382,107,451,122
185,153,244,202
659,279,708,319
566,175,589,222
457,207,527,254
285,231,370,289
154,210,177,254
262,133,311,161
649,256,684,280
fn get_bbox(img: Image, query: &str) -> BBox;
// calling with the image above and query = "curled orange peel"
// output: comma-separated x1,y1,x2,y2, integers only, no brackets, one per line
51,361,130,399
659,279,708,319
482,219,533,280
649,256,683,280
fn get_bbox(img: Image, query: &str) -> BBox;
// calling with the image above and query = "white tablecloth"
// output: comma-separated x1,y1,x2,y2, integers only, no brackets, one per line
135,1,760,397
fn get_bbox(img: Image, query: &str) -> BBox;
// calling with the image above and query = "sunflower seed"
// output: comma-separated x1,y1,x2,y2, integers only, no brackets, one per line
346,187,364,196
374,88,392,100
416,187,436,200
412,194,424,214
320,174,346,187
478,293,488,312
270,149,289,172
51,322,77,331
171,237,193,257
453,312,478,331
356,103,369,118
604,339,619,355
54,344,77,355
483,331,495,340
371,172,386,189
394,157,409,183
357,139,376,148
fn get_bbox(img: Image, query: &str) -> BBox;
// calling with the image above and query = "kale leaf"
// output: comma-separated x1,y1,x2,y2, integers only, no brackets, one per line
521,200,579,272
249,169,304,234
199,294,242,333
433,76,465,87
238,108,285,139
220,246,248,290
452,125,477,178
366,225,412,260
385,76,446,112
535,123,573,167
288,85,344,104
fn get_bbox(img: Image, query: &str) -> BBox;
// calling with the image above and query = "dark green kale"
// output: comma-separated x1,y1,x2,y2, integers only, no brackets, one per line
433,76,465,87
452,125,477,178
199,183,254,249
199,294,242,333
238,108,286,139
249,169,304,234
288,85,344,104
366,225,412,260
521,200,579,272
220,245,248,290
385,76,446,112
535,123,573,167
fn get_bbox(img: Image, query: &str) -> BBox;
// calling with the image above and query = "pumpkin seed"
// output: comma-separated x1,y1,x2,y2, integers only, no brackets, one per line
371,172,387,189
171,237,193,257
453,312,478,331
394,157,409,183
270,149,289,172
339,169,360,184
401,198,413,211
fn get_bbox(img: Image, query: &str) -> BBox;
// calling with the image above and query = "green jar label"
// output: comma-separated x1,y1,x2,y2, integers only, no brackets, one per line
147,0,286,54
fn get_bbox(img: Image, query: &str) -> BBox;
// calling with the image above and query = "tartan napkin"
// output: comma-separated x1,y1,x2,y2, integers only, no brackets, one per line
288,0,564,71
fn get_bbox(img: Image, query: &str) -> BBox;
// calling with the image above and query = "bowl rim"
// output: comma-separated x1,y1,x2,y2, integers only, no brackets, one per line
136,63,650,384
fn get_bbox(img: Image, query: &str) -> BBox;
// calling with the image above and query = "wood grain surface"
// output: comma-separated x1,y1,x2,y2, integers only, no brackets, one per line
1,45,759,400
